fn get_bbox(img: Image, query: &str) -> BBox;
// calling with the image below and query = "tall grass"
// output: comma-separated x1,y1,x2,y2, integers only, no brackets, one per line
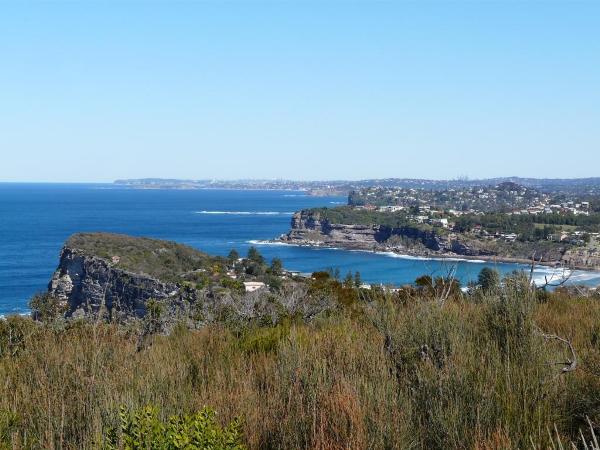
1,286,599,449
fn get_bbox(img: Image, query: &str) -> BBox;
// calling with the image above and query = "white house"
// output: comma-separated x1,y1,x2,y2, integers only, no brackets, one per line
243,281,266,292
430,218,449,228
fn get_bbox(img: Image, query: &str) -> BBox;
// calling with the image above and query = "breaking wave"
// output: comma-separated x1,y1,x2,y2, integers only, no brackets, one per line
195,211,294,216
247,240,293,246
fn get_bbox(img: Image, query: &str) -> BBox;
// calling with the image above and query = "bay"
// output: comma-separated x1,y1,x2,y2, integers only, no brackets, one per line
1,183,599,315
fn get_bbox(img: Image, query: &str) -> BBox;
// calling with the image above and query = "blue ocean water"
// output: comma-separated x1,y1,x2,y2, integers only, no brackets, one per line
1,183,600,315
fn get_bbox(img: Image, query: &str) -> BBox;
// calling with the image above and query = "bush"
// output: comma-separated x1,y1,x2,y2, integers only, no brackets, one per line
238,321,290,354
478,267,500,293
28,292,66,323
104,405,244,450
1,286,600,448
0,315,36,358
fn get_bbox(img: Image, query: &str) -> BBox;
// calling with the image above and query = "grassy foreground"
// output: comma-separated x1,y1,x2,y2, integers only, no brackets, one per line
1,279,600,449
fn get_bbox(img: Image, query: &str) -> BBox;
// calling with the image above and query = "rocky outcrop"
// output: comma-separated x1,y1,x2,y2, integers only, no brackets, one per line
561,247,600,269
49,246,181,320
45,233,339,327
284,210,385,249
280,210,587,267
281,210,447,253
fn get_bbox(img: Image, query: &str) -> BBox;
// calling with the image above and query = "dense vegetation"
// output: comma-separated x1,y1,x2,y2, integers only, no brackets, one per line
2,270,600,449
455,212,600,238
305,207,427,230
66,233,285,293
67,233,221,283
305,207,600,245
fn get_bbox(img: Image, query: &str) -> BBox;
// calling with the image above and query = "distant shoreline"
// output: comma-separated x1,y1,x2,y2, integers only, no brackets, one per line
267,238,600,274
114,185,347,196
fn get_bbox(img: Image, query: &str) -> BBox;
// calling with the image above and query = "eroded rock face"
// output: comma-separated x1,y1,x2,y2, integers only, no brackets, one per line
283,211,383,249
281,210,586,267
282,210,446,252
281,211,499,258
45,234,338,327
49,247,179,320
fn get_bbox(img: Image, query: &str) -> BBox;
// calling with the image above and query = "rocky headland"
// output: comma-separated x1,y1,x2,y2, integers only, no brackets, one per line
279,209,600,270
45,233,334,328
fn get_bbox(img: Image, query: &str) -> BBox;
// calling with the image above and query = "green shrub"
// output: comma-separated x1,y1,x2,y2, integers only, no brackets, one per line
0,315,36,358
0,410,19,447
220,277,245,294
238,321,290,354
29,292,66,323
104,405,244,450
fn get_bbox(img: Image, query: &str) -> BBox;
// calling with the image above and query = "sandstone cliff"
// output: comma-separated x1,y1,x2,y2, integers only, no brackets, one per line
46,233,336,326
280,210,572,265
49,245,182,320
282,210,454,253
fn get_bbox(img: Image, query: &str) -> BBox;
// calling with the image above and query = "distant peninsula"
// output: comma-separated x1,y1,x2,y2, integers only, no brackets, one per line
278,181,600,271
115,177,600,197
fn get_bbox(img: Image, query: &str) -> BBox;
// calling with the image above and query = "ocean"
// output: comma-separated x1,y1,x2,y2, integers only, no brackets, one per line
1,183,599,316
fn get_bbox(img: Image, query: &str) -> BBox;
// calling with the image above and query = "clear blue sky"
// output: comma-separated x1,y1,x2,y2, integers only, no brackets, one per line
1,1,598,182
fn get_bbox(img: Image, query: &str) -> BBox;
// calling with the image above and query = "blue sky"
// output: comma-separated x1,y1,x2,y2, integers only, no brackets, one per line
1,1,598,182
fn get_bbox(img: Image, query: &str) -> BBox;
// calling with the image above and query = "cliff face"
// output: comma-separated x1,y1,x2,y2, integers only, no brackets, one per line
49,246,180,320
284,210,384,249
282,210,444,252
45,233,337,327
280,210,583,266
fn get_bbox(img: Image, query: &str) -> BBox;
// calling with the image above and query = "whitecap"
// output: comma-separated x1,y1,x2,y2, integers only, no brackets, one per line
195,211,294,216
247,240,295,246
0,312,30,320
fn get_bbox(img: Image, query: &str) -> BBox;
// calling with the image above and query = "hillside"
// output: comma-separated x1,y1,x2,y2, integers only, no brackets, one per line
280,207,600,269
47,233,323,326
65,232,218,282
4,263,600,448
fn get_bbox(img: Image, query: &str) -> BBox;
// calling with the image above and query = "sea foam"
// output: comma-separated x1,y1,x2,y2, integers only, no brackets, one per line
247,240,293,246
195,211,294,216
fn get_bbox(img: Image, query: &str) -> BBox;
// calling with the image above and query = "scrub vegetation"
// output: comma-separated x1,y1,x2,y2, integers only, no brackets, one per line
1,268,600,449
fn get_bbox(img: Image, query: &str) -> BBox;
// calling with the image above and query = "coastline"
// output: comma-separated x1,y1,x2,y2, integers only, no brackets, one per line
113,185,346,196
266,238,600,273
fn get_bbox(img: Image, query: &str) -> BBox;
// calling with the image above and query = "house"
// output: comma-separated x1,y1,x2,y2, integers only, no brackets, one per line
548,232,569,242
378,205,404,212
243,281,266,292
430,218,449,228
410,215,429,224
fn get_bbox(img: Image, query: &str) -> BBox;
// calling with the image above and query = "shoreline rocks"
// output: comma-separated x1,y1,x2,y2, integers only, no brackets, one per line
280,210,599,271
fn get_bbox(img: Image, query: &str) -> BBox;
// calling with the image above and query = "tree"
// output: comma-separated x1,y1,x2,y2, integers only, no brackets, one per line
333,268,340,280
245,262,265,277
478,267,500,293
29,292,66,323
354,271,362,288
343,271,354,288
270,257,283,275
227,249,240,264
247,246,264,264
415,275,433,289
137,299,164,351
312,271,330,281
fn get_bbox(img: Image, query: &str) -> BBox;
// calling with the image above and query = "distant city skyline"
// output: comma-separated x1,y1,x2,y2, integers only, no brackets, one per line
1,1,599,182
